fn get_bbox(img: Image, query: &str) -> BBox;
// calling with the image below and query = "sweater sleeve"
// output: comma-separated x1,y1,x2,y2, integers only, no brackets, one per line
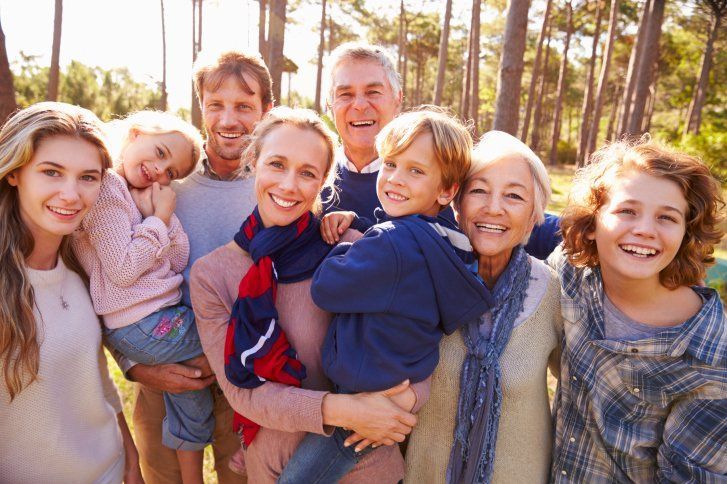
311,226,398,314
190,257,330,435
81,175,177,288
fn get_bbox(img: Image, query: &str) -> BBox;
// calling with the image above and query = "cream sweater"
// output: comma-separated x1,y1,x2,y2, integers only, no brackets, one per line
405,256,562,484
0,259,125,484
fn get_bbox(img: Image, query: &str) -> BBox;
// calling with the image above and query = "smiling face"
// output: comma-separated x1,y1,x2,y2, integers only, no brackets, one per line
458,157,536,261
254,124,331,227
7,135,104,247
202,74,269,172
118,131,194,188
330,59,401,156
589,170,687,286
376,132,455,218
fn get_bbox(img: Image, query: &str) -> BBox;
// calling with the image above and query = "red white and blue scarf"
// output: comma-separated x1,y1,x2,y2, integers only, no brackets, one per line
224,206,332,447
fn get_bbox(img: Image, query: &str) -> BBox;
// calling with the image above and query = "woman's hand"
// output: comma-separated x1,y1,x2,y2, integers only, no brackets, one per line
344,384,418,451
322,380,417,448
117,412,145,483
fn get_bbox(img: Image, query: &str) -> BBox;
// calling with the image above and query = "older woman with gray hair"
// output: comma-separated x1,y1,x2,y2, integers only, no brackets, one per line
405,131,562,484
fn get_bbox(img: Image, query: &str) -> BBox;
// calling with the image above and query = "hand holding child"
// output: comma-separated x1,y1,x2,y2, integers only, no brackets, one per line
151,182,176,226
321,211,356,244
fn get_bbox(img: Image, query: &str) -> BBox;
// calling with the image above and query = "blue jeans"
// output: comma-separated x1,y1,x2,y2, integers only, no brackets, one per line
105,304,214,451
277,426,376,483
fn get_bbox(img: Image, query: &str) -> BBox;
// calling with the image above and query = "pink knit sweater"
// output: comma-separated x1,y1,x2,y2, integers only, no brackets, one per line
190,239,429,483
73,170,190,329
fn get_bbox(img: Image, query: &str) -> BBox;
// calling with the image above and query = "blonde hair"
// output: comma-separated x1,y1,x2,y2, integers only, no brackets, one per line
109,110,204,179
456,130,552,243
242,107,338,214
193,49,274,107
326,42,401,104
561,138,725,289
0,102,112,400
376,107,473,192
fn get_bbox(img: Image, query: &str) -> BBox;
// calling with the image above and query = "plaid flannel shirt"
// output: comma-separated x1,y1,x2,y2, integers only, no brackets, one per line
548,248,727,483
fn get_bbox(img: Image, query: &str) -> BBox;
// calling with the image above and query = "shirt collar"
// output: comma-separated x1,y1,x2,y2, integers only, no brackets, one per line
200,155,252,181
336,146,381,174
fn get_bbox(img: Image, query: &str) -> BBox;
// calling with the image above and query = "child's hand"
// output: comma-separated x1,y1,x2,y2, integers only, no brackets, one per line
151,182,176,226
129,186,154,218
321,211,356,244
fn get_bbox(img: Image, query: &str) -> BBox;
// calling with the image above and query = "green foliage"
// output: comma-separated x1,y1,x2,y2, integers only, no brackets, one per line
11,56,161,120
667,127,727,185
556,139,577,165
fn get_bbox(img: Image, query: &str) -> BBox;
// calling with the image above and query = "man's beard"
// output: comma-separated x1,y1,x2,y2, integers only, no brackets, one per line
208,133,253,161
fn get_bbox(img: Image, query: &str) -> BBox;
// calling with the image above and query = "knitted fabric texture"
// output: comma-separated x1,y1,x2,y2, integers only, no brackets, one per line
447,245,531,483
224,207,331,446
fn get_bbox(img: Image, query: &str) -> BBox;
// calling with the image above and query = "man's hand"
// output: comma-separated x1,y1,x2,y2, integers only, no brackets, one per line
127,359,215,394
129,186,154,218
321,211,356,244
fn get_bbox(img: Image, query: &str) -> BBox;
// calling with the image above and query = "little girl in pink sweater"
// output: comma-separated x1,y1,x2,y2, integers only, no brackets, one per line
72,111,209,483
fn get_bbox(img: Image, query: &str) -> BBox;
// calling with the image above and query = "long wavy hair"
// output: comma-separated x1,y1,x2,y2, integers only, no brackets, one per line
0,102,112,401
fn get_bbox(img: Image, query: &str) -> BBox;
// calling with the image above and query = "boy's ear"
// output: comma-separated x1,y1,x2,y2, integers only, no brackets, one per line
437,182,459,206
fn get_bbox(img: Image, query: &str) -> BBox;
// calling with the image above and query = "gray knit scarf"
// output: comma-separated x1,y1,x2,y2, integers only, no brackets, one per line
447,245,531,483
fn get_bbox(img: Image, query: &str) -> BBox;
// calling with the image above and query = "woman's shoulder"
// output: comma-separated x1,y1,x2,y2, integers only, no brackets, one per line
514,255,561,333
191,241,252,284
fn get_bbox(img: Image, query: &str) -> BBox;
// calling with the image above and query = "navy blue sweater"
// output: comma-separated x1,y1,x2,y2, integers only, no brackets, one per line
323,164,561,257
312,215,494,392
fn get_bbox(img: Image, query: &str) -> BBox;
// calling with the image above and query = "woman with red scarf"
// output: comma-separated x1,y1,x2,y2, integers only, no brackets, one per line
189,107,424,483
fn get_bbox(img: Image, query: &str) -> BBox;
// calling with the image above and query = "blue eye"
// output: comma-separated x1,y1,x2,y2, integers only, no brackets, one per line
156,147,165,158
43,169,60,177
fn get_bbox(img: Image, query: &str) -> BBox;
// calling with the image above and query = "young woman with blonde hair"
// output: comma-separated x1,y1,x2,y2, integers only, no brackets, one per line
0,102,142,483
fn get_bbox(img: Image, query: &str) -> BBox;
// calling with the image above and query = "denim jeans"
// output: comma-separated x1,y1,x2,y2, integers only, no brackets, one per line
277,426,375,483
105,304,214,451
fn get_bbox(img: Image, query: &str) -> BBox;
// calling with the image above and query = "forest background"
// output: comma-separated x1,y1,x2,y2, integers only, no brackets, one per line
1,1,724,479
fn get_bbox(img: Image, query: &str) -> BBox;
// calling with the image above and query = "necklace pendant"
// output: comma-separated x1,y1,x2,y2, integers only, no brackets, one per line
60,296,69,310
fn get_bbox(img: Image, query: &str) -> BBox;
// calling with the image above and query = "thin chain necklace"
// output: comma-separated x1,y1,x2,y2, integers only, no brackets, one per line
55,263,70,310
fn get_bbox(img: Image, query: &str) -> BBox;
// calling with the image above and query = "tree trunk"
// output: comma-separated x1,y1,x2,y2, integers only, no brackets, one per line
415,48,423,105
460,17,473,119
642,72,657,132
469,0,481,134
617,0,651,137
398,1,407,105
531,21,552,151
0,15,17,123
683,11,721,136
586,0,619,160
191,0,203,129
576,0,603,166
160,0,168,111
47,0,62,101
549,2,573,165
521,0,552,142
433,0,452,105
605,83,622,142
493,0,531,135
626,0,664,135
267,0,287,104
259,0,268,63
314,0,327,113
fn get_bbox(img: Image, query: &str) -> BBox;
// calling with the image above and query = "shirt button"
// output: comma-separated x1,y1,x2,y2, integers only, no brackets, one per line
572,376,577,381
633,388,640,393
631,348,639,353
561,470,567,476
569,437,576,443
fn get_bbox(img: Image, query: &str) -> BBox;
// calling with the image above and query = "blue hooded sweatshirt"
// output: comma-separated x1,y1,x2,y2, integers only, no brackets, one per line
312,214,494,393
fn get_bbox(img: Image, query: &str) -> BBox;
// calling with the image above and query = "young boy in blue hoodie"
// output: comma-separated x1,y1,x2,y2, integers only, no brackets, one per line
278,108,494,483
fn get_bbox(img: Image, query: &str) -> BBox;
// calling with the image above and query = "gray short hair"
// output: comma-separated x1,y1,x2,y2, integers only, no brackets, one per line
325,42,401,104
460,130,552,244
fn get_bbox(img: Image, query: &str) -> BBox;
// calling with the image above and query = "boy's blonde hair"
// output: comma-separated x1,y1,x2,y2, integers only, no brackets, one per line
110,111,204,178
376,107,473,192
561,138,725,289
242,107,339,214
